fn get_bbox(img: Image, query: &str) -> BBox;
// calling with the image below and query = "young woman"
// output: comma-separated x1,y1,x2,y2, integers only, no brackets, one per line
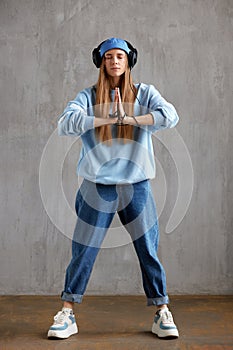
47,37,180,339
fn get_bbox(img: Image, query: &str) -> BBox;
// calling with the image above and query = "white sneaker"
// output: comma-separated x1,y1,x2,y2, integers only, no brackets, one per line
152,307,179,338
47,307,78,339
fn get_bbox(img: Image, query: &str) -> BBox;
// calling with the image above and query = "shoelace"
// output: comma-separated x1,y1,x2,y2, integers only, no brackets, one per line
54,310,69,324
160,310,174,324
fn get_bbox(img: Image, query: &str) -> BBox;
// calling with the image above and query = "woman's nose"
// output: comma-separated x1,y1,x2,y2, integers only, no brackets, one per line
112,56,118,64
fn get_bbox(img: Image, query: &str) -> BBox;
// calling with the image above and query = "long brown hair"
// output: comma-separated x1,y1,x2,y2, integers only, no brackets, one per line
95,59,137,143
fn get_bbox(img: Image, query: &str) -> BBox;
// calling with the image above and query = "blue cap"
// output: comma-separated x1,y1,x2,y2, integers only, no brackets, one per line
100,38,130,57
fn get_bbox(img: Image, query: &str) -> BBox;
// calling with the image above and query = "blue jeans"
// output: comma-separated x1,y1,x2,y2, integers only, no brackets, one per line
61,179,169,306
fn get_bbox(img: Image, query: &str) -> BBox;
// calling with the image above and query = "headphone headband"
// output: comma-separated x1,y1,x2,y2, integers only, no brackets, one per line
92,38,138,70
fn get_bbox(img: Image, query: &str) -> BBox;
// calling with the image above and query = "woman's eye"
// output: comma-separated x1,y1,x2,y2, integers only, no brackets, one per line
105,55,125,60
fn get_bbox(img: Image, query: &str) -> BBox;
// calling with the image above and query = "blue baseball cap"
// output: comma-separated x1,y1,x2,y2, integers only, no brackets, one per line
100,38,130,58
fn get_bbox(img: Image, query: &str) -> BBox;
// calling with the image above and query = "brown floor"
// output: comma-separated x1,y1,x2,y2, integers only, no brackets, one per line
0,295,233,350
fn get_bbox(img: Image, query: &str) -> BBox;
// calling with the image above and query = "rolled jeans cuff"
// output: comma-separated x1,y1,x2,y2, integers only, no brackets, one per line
147,295,169,306
61,291,83,304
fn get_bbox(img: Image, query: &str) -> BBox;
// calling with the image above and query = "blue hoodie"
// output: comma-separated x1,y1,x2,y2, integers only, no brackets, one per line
58,83,179,184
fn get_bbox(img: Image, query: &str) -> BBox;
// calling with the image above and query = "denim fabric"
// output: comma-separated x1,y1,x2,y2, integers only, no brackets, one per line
61,179,169,306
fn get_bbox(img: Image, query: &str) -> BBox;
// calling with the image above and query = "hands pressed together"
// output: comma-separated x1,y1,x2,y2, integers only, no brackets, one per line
111,87,127,125
94,87,154,128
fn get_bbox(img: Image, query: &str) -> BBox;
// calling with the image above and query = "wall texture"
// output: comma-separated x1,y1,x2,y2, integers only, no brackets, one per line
0,0,232,296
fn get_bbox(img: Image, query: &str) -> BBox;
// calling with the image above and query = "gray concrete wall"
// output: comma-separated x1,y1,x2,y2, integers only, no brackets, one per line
0,0,232,296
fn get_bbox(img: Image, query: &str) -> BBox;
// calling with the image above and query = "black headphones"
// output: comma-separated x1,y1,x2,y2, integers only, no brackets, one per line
92,39,138,70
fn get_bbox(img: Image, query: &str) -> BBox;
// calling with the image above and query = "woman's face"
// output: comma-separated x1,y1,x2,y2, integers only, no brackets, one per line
104,49,128,78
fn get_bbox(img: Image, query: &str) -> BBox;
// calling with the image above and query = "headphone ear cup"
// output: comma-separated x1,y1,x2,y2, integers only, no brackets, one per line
92,47,101,68
129,48,137,69
125,41,138,69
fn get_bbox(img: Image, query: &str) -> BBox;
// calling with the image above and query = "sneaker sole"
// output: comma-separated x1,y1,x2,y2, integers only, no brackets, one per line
48,323,78,339
152,322,179,338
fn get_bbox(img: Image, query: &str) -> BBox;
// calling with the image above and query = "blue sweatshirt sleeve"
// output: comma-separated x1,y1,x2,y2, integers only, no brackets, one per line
146,85,179,133
58,89,95,136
